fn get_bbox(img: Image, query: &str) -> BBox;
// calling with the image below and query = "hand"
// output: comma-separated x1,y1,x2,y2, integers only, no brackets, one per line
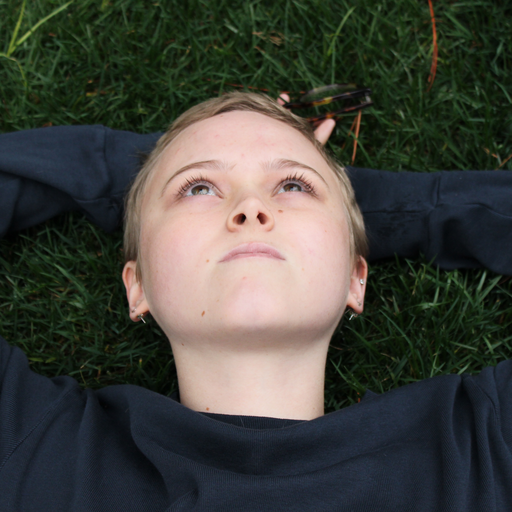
277,93,336,146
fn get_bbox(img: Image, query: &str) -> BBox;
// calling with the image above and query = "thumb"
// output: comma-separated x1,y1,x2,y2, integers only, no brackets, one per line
314,119,336,145
277,93,290,105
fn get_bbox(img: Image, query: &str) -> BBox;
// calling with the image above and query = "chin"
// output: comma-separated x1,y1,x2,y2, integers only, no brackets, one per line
212,292,336,342
221,293,290,329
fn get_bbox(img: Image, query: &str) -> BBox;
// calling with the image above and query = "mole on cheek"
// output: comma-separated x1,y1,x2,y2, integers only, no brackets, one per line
201,311,205,316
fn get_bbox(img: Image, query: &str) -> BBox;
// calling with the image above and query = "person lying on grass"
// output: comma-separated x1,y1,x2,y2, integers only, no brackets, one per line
1,92,512,511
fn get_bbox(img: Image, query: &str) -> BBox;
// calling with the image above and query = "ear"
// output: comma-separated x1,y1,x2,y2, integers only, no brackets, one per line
345,257,368,315
122,261,149,322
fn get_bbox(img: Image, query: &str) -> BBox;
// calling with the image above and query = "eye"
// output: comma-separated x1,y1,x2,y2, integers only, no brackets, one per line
177,175,217,198
277,172,317,196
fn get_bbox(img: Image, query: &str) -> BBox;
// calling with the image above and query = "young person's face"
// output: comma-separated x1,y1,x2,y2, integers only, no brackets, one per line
123,111,366,346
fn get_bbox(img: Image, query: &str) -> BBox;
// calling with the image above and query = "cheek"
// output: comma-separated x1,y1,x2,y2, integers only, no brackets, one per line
296,212,349,264
138,218,203,308
292,213,352,298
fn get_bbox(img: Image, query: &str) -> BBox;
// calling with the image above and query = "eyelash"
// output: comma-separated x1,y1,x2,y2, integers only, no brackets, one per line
176,174,212,198
175,172,317,198
282,172,317,196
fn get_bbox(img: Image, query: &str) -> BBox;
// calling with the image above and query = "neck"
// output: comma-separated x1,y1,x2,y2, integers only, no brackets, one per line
172,337,329,420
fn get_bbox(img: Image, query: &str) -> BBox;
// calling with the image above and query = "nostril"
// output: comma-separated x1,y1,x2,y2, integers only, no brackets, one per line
234,213,246,225
257,212,268,224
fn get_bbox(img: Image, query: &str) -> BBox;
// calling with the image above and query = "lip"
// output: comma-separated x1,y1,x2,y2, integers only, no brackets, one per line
219,243,285,263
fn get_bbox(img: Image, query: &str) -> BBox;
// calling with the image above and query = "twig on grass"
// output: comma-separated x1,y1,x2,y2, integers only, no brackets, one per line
351,110,362,164
427,0,438,92
483,148,512,169
496,153,512,170
341,111,363,164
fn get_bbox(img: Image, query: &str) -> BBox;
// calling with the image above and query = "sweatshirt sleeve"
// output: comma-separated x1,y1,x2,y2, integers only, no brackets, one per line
0,334,81,468
1,126,510,275
464,361,512,461
348,167,512,276
0,125,161,237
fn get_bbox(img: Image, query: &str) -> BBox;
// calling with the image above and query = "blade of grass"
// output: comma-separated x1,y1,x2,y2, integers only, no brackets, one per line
11,1,74,54
6,0,27,57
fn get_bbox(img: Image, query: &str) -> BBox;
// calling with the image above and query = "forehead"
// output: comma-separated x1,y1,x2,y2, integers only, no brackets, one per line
149,111,337,188
173,111,312,156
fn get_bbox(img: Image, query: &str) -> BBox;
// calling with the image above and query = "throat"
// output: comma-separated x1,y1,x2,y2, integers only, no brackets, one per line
174,344,329,420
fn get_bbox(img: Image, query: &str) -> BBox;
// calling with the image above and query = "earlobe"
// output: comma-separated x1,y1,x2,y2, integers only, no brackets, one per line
346,257,368,315
122,261,149,322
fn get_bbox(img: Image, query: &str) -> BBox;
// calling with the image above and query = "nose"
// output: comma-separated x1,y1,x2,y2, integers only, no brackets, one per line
226,195,275,232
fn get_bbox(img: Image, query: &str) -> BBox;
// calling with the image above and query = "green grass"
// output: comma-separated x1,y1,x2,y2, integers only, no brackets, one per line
1,0,511,412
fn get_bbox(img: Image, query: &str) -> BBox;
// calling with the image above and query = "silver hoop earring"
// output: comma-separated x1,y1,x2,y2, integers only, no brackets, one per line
347,310,358,321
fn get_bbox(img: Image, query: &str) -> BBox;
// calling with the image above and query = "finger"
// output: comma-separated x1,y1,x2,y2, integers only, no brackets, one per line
313,119,336,145
277,93,290,105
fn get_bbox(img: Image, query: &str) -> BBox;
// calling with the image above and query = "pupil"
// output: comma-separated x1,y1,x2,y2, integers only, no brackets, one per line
192,185,208,195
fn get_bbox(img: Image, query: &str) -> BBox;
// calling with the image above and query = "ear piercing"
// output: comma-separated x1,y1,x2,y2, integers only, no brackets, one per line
348,310,358,320
132,307,147,324
346,297,363,321
360,279,365,285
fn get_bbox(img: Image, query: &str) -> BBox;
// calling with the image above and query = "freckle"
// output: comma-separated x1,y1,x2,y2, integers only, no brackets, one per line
206,259,209,263
206,407,210,411
202,311,205,316
278,210,283,213
302,268,304,271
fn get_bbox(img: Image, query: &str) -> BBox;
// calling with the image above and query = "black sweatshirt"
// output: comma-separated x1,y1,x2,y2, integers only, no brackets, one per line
1,126,512,511
2,336,512,511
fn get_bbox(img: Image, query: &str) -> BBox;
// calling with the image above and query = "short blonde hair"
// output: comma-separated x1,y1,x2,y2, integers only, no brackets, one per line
124,92,368,280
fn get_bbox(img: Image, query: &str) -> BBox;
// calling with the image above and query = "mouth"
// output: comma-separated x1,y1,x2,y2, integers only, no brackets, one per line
220,243,285,263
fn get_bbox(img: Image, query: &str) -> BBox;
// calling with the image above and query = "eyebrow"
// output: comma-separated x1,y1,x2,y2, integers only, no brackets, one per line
160,160,226,197
266,159,329,188
159,158,328,197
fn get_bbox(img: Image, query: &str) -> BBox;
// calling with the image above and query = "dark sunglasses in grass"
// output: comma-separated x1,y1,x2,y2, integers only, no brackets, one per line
281,84,373,125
